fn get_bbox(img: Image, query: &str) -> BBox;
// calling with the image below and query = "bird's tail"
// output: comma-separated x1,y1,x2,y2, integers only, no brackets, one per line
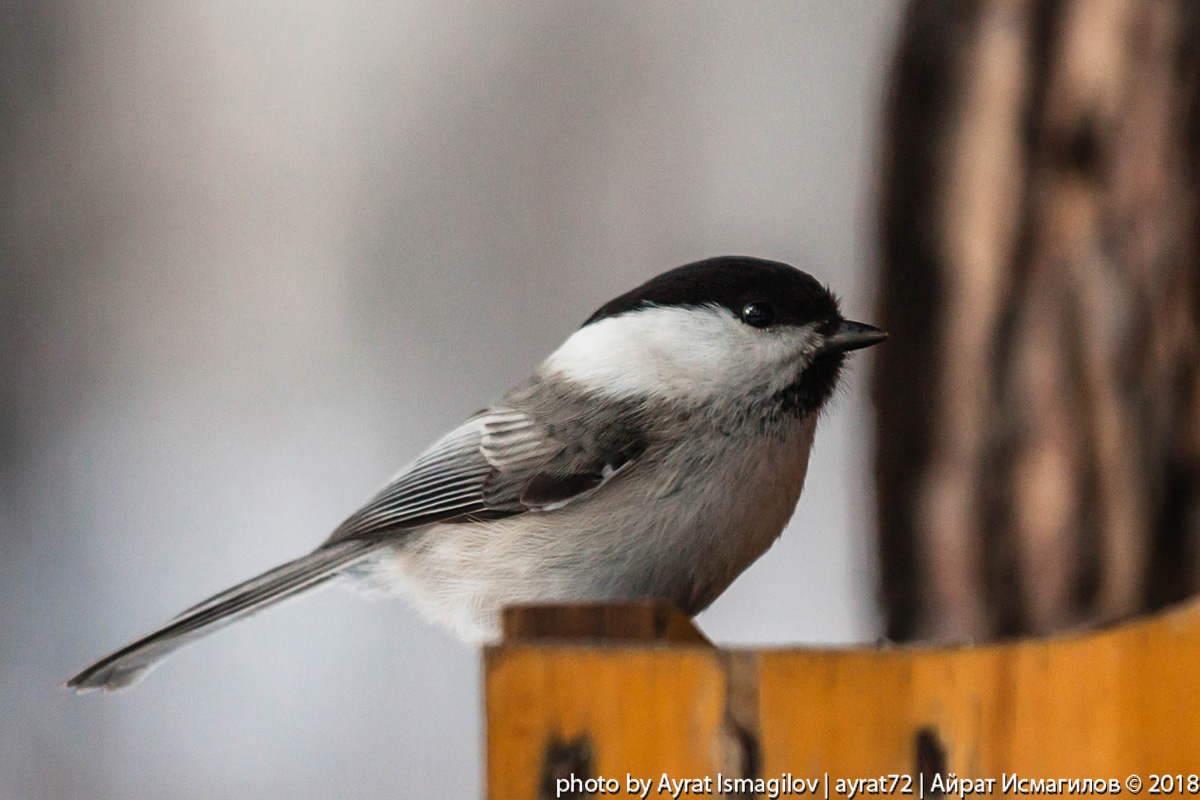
64,539,379,692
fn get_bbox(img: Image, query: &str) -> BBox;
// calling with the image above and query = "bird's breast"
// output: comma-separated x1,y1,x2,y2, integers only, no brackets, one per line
656,414,818,611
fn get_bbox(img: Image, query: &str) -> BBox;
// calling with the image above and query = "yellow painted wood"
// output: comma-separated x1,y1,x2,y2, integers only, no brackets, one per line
486,599,1200,798
758,598,1200,775
486,646,729,800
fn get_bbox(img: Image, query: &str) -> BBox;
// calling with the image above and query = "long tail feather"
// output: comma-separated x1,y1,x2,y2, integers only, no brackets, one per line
64,540,378,692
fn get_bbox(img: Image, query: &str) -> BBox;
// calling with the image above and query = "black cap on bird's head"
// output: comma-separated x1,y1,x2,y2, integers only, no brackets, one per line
584,255,887,355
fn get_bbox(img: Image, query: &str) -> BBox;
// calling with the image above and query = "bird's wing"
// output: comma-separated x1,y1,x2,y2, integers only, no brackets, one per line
324,407,645,543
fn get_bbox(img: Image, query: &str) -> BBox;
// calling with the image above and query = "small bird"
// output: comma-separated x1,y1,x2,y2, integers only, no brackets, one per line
66,256,885,691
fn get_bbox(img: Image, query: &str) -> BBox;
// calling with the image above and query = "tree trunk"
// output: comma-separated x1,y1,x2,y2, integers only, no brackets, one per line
874,0,1200,642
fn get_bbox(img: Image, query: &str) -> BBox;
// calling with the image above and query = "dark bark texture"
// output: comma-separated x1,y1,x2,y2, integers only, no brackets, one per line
875,0,1200,641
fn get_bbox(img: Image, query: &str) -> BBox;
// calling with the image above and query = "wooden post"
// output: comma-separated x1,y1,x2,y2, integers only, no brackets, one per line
486,601,1200,799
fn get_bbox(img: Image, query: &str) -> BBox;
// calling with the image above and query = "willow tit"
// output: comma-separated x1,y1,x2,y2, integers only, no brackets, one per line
66,255,885,691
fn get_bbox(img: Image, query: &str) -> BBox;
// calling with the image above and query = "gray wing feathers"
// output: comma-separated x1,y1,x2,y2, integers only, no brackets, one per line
326,419,494,540
64,539,376,692
479,410,560,470
327,410,562,541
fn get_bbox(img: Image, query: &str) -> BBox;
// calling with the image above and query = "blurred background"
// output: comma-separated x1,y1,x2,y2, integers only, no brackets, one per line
1,2,903,798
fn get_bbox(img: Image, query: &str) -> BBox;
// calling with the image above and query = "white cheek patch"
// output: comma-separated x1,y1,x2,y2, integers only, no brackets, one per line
540,305,820,399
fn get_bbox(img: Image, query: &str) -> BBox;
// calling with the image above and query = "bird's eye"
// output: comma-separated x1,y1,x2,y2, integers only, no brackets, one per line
740,301,774,328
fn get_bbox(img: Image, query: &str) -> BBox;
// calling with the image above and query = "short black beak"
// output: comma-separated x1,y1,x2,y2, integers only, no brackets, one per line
821,319,888,353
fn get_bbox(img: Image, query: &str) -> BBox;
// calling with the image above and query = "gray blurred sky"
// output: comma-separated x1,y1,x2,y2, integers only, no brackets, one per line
1,2,901,798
